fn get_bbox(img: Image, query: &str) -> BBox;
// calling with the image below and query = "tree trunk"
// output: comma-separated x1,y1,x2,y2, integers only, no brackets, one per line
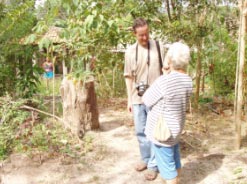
165,0,172,22
62,59,68,78
194,43,202,110
235,0,247,149
201,70,205,94
86,80,100,129
60,77,99,138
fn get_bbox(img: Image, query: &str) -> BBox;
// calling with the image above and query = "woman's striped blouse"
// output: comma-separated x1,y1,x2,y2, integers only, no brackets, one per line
143,71,193,147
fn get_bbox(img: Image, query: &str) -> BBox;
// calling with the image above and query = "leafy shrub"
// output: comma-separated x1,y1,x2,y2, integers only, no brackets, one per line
0,95,93,161
0,96,30,159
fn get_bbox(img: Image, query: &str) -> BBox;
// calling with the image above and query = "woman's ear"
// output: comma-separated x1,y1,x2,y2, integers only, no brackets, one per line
164,56,171,67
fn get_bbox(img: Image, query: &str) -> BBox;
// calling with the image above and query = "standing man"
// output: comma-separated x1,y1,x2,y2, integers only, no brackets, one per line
124,18,166,180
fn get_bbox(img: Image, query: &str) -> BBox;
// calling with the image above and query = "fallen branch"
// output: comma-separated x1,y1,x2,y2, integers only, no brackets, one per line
181,138,197,150
207,104,220,115
184,131,202,142
21,105,63,122
186,121,202,131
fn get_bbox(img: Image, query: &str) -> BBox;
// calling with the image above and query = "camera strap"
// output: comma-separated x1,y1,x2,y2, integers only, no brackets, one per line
155,40,163,75
135,41,150,85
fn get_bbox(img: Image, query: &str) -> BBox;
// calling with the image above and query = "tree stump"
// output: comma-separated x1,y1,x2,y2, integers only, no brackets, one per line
60,77,99,138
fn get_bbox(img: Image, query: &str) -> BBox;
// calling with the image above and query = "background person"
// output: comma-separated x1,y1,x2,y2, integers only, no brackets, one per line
142,42,193,184
124,18,166,181
42,57,54,87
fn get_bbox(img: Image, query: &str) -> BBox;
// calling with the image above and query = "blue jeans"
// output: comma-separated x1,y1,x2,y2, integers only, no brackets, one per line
133,104,157,171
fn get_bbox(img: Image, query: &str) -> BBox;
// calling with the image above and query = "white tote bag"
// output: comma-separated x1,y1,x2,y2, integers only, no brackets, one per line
153,99,171,142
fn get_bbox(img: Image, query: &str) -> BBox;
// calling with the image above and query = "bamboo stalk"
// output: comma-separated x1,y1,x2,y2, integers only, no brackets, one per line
50,46,56,122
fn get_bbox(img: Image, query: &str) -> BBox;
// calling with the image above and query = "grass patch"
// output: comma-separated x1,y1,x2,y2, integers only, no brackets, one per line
233,167,243,175
37,76,62,96
198,96,213,104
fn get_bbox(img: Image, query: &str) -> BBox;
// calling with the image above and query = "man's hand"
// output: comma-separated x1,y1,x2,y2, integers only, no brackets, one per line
162,66,170,75
125,77,133,113
127,101,132,113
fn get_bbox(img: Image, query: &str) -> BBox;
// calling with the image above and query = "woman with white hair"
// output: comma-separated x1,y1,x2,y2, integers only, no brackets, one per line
142,42,193,184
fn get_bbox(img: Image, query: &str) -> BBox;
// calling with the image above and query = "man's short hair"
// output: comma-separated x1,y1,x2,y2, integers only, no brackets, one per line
132,18,148,32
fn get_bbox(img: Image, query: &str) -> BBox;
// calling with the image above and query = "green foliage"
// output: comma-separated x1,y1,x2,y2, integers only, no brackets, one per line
59,0,166,97
13,119,78,159
203,7,238,96
0,0,241,100
29,0,134,98
36,76,64,117
0,95,91,160
1,46,44,98
0,1,35,43
198,96,213,104
16,64,43,98
0,96,30,159
233,167,243,175
29,124,50,151
160,2,238,97
95,52,125,97
37,76,63,96
0,0,242,163
29,0,239,100
0,1,41,98
82,134,94,153
0,58,13,96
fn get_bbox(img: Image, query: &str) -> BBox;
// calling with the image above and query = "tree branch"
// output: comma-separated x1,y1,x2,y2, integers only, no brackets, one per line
21,105,63,122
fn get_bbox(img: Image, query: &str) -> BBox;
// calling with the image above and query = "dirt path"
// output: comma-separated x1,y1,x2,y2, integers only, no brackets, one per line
1,101,247,184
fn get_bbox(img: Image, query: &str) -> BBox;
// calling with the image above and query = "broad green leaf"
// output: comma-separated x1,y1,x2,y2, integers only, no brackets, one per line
84,15,94,29
24,34,36,44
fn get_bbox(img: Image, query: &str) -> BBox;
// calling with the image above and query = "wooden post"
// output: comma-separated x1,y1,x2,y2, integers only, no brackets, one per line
235,0,247,149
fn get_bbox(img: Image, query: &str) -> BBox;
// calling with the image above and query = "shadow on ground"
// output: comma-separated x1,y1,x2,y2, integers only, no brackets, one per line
99,120,124,132
181,153,225,184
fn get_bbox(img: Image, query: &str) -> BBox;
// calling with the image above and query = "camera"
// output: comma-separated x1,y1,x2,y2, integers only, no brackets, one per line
136,81,149,96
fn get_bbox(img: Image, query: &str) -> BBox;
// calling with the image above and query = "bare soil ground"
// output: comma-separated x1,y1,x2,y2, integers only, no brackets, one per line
1,98,247,184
